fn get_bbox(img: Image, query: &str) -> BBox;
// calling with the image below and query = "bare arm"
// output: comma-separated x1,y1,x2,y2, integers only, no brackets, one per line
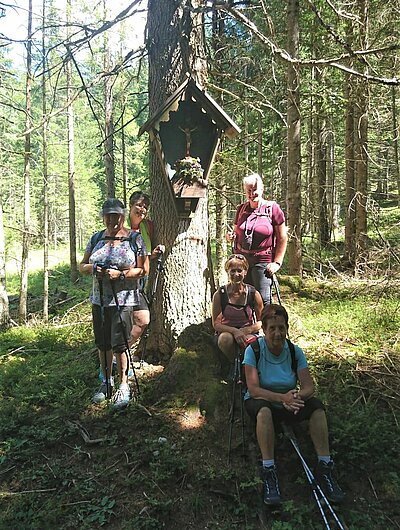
245,363,305,413
79,250,92,275
296,367,315,401
266,222,287,275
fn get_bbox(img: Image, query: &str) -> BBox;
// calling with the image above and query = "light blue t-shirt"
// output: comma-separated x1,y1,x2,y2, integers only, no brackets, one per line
243,338,307,403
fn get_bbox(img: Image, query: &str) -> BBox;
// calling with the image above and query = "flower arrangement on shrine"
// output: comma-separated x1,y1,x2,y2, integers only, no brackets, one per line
173,156,207,187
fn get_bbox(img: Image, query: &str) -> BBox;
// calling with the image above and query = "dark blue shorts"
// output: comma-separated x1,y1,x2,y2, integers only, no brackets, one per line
244,396,325,425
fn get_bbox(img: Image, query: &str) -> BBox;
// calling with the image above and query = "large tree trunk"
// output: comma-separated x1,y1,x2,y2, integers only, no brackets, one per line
147,0,211,357
286,0,302,275
19,0,33,323
66,0,78,283
0,193,10,329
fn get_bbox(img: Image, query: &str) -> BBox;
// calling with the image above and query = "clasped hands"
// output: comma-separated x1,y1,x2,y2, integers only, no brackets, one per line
282,389,304,415
232,328,249,348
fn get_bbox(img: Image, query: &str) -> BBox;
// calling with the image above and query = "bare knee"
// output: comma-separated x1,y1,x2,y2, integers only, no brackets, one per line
218,332,236,360
133,310,150,328
257,406,273,428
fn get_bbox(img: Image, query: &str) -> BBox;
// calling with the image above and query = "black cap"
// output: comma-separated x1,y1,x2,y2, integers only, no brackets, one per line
101,198,125,215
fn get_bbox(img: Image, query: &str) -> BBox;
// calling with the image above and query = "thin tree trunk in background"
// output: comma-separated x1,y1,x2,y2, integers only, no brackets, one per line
315,67,329,247
354,0,369,269
257,112,263,177
103,0,115,198
327,128,339,233
0,193,10,329
121,107,128,206
19,0,33,323
66,0,78,283
212,6,227,287
42,0,49,322
244,105,249,173
392,85,400,206
286,0,302,275
307,66,315,238
344,22,356,266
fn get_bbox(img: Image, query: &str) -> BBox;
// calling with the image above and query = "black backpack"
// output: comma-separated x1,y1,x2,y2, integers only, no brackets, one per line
89,229,140,254
219,284,257,324
248,336,298,376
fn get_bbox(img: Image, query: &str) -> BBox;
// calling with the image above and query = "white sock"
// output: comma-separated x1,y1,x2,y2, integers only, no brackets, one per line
262,459,275,468
318,455,331,464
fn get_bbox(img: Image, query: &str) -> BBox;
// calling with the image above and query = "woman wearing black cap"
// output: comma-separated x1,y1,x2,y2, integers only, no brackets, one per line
79,198,149,410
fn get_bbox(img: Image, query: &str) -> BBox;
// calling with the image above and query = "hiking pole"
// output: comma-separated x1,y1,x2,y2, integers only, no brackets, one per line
228,344,245,464
97,268,112,400
109,279,140,398
282,424,345,530
139,250,164,366
272,274,282,305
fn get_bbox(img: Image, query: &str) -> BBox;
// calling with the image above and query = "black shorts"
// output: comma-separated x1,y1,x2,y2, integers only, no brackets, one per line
132,292,149,312
92,305,133,352
244,397,325,426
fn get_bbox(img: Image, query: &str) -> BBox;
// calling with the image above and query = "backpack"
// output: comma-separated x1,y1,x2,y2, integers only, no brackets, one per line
219,284,256,324
249,336,298,375
89,230,140,255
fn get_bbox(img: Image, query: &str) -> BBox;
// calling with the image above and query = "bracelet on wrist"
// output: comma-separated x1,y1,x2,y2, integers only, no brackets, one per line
274,261,281,267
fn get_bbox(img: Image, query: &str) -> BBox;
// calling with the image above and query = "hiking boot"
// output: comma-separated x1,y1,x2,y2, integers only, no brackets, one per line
315,460,345,503
261,465,281,505
111,384,131,410
93,380,114,403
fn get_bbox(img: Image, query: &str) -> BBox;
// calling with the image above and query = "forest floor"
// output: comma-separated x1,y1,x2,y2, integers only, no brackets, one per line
0,269,400,529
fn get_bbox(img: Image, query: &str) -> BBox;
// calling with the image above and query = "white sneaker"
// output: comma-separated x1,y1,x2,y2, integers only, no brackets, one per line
111,384,131,410
93,379,114,403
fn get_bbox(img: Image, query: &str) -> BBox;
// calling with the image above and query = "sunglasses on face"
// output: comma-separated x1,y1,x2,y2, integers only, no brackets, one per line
227,254,246,261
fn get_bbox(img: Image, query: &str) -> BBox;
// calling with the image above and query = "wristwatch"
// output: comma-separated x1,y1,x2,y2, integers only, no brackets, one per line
119,271,126,281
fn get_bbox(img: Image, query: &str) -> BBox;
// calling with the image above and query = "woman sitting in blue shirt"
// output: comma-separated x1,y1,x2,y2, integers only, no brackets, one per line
243,304,345,506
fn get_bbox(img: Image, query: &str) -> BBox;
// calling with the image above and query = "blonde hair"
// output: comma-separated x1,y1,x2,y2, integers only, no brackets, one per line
224,254,249,273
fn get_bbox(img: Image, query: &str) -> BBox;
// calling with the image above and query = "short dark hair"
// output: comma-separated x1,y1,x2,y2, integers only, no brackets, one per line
261,304,289,328
129,191,150,208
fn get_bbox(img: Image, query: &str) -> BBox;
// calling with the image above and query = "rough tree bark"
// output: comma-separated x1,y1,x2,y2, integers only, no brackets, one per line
147,0,211,357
